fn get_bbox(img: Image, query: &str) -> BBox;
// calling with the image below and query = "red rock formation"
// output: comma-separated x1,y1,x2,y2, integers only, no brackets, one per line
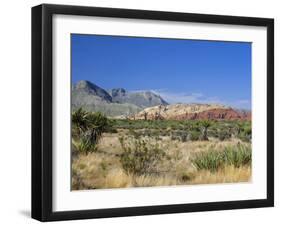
173,108,251,121
131,104,251,121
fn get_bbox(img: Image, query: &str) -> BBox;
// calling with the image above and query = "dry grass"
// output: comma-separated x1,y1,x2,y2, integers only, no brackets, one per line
72,131,251,190
189,165,251,184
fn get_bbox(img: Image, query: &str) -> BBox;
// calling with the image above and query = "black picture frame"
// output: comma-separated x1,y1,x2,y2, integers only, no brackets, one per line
32,3,274,222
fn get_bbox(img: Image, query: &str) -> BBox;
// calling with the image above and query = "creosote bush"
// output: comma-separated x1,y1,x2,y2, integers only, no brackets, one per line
119,136,165,175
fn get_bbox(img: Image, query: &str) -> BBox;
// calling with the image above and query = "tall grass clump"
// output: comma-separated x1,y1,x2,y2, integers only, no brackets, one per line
119,136,165,175
192,150,222,172
223,144,251,167
192,144,251,172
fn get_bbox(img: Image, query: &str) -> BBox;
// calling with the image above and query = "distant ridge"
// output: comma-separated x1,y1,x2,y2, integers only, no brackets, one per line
131,103,251,121
109,88,168,108
72,80,251,120
72,80,168,117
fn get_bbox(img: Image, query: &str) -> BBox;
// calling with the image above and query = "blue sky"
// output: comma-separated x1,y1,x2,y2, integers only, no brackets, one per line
72,34,252,109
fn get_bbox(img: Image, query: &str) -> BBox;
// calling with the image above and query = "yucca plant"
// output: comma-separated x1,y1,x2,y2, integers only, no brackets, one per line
199,120,213,141
72,108,110,153
72,138,97,154
192,144,251,172
72,108,88,136
192,150,222,172
222,144,251,167
85,112,110,145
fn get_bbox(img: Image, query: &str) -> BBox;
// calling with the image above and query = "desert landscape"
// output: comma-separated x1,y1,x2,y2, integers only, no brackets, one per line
71,80,252,190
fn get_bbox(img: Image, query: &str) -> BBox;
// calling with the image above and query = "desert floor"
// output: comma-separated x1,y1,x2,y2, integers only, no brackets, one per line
72,130,251,190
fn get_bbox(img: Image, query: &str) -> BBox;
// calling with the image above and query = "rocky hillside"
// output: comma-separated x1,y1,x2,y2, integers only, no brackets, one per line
72,80,167,117
131,103,251,121
109,88,168,108
72,80,251,120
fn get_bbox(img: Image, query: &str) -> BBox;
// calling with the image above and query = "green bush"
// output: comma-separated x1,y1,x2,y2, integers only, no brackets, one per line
234,121,252,142
110,119,252,142
192,150,222,172
192,144,251,172
119,136,165,175
72,108,110,153
218,130,232,141
238,125,251,142
223,144,251,167
72,137,97,154
199,120,213,141
189,131,200,141
128,129,141,139
170,130,188,142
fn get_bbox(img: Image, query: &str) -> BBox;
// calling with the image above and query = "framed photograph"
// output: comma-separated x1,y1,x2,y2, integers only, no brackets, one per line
32,4,274,221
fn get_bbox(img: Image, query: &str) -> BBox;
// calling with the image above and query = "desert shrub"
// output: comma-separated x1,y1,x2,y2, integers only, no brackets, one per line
199,120,213,141
72,108,88,137
232,121,252,142
189,130,200,141
179,132,188,142
72,134,98,154
223,144,251,167
129,128,141,139
192,144,251,172
155,136,162,141
170,130,188,142
238,134,251,143
104,120,118,133
192,150,222,172
238,124,252,142
218,130,232,141
71,142,79,158
72,108,110,153
175,130,188,142
119,136,165,175
112,119,193,131
151,129,161,137
160,130,169,136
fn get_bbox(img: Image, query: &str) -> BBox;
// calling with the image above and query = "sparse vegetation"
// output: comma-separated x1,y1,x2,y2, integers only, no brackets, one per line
71,109,252,190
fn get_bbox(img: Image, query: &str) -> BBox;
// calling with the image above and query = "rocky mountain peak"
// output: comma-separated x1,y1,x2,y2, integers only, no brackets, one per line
73,80,112,102
110,88,127,97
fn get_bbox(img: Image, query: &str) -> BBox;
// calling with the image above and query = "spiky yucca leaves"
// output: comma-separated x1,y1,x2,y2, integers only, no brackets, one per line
72,108,88,137
192,144,251,172
223,144,251,167
85,112,110,147
192,150,222,172
72,108,110,153
199,120,213,141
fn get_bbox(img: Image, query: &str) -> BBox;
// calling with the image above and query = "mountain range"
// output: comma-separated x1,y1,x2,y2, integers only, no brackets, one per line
72,80,167,117
72,80,251,120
